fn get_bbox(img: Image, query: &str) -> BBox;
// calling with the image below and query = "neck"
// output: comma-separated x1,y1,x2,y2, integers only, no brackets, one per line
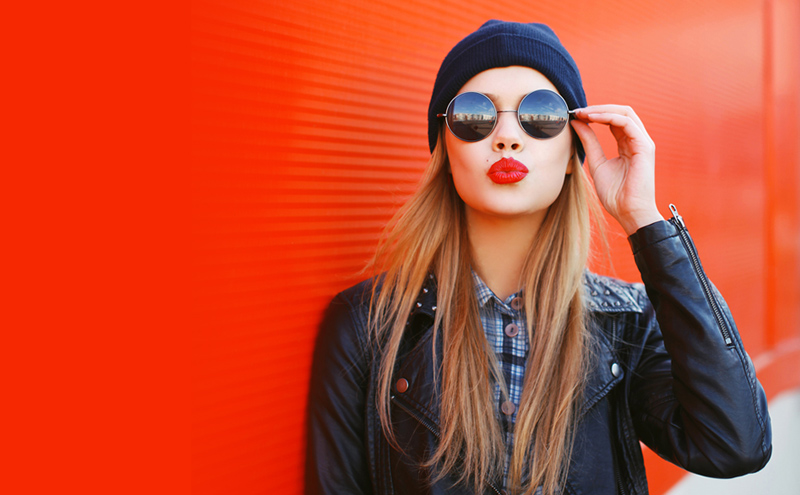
466,209,545,301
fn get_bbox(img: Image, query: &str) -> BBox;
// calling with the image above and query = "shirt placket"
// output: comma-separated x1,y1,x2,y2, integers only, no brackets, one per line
494,295,527,489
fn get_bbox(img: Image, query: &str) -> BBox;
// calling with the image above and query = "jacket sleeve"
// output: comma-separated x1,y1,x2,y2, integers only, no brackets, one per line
305,290,373,495
627,218,772,477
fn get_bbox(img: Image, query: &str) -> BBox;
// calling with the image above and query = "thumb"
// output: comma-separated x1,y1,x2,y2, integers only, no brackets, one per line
570,120,606,175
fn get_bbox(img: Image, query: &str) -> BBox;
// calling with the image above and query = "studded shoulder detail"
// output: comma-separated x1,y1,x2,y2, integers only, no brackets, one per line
583,271,645,313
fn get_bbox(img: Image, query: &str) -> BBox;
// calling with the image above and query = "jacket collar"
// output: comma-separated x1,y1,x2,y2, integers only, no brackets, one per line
394,272,631,426
412,271,645,316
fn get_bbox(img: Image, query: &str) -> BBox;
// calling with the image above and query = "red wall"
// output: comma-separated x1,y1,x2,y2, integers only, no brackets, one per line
191,1,800,493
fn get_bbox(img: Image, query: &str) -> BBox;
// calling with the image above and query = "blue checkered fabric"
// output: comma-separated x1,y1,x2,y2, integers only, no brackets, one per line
472,270,530,490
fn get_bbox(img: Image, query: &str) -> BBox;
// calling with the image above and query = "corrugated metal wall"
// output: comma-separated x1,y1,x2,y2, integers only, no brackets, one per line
190,1,800,493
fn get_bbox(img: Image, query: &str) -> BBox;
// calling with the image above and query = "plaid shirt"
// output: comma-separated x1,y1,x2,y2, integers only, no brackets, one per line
472,271,530,490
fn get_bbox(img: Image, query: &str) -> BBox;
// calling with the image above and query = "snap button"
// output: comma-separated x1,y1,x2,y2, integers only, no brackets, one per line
611,363,621,377
501,400,516,416
510,297,523,310
504,323,519,338
395,378,409,393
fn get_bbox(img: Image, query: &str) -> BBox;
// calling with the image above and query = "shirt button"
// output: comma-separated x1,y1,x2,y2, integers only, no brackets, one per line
395,378,409,393
501,400,516,416
611,363,621,377
510,297,523,310
504,323,519,338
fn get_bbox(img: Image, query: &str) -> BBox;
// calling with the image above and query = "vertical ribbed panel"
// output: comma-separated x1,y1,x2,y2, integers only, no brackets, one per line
191,1,800,494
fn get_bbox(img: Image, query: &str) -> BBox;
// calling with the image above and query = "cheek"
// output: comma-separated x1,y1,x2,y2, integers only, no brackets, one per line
547,132,575,165
445,134,480,181
448,155,481,199
443,130,462,167
530,136,574,180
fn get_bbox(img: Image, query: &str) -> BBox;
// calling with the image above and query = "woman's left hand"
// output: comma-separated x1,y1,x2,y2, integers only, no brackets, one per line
570,105,664,236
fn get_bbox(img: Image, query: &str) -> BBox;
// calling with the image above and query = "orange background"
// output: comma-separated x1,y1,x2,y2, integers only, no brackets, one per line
191,0,800,493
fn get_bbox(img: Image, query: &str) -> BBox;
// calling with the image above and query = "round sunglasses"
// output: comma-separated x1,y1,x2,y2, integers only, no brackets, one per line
437,89,577,142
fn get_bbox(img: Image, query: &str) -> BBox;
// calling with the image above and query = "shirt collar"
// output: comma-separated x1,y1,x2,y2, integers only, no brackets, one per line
471,269,523,311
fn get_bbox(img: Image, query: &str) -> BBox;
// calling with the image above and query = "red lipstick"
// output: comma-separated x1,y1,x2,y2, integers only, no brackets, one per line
487,157,529,184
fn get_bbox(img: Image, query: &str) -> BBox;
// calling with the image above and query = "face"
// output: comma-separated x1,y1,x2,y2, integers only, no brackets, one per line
445,66,574,224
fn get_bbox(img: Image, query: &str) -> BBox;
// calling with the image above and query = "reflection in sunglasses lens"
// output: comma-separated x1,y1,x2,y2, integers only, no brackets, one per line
518,90,569,139
445,90,569,141
448,92,496,141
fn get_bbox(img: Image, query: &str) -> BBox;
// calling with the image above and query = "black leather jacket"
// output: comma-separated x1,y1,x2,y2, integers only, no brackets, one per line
306,218,772,495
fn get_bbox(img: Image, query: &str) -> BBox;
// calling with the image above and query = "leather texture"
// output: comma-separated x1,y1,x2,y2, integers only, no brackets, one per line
306,220,772,495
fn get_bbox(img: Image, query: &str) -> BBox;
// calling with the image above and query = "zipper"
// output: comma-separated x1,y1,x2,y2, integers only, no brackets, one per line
668,204,733,346
391,394,442,440
614,462,627,495
391,394,504,495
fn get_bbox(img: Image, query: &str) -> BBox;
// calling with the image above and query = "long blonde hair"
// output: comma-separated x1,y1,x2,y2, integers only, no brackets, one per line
368,128,598,495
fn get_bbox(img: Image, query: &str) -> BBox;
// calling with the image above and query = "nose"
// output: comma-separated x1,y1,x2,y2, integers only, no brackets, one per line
491,111,524,152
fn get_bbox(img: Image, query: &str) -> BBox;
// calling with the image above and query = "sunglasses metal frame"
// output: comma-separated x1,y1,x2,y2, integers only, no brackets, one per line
437,90,577,142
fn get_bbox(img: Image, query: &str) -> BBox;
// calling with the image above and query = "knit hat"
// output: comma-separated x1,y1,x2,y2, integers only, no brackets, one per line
427,20,587,160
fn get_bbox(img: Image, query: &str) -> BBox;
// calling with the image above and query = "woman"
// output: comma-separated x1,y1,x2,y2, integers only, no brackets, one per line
306,20,771,495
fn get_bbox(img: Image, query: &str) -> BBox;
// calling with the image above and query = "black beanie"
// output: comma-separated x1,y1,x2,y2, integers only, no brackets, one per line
427,20,587,160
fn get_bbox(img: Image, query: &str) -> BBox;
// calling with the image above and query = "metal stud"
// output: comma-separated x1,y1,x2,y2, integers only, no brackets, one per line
604,290,611,295
423,288,428,293
416,302,422,308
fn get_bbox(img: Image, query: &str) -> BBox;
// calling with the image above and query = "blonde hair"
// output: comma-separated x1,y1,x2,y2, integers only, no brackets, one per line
368,128,598,495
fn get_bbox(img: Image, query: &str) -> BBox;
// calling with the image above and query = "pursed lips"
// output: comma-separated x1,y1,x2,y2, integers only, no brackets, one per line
487,157,529,184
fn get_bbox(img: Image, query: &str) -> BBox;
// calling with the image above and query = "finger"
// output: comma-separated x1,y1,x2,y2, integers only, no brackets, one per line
583,112,654,152
569,119,607,171
574,105,646,134
609,125,632,153
573,106,655,160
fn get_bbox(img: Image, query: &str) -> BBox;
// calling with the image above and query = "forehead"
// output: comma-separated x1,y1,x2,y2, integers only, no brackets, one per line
458,66,560,102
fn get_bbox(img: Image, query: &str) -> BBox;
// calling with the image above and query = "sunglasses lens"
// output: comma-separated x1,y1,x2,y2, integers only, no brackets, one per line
446,92,496,142
518,90,570,139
